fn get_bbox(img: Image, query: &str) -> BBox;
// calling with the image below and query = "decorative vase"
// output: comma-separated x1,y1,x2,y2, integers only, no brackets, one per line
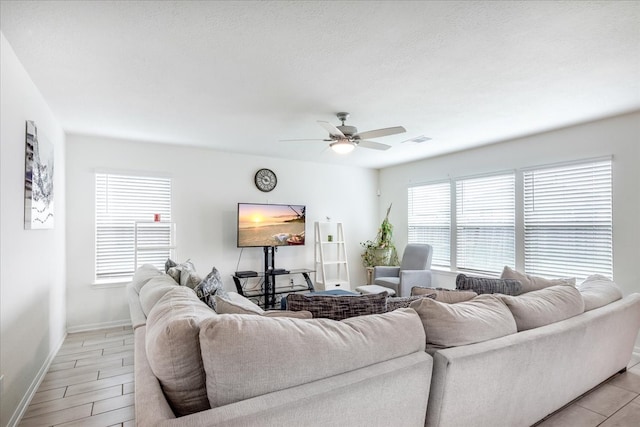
373,247,393,266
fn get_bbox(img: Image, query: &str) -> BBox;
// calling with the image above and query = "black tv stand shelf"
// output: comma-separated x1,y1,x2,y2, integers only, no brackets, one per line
232,246,315,309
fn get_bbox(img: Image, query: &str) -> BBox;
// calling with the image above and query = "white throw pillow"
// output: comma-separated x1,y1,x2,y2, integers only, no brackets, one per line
578,274,622,311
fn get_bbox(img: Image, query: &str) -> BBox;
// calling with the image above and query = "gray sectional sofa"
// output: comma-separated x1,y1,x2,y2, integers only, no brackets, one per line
127,266,433,427
127,265,640,427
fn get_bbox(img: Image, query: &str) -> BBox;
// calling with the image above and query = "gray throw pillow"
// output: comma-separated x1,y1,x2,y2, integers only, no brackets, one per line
286,293,387,320
456,274,523,296
194,267,228,309
411,287,478,303
386,294,436,311
164,258,177,273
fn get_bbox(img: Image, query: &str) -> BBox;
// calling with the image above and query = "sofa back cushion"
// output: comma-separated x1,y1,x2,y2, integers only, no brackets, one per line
500,266,575,293
131,264,163,293
455,274,523,296
409,295,517,347
578,274,622,312
499,284,584,331
199,308,426,408
286,292,387,320
145,286,217,416
411,287,478,303
139,276,180,316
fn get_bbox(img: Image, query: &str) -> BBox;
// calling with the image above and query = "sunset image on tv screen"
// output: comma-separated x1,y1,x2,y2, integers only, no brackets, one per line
237,204,305,247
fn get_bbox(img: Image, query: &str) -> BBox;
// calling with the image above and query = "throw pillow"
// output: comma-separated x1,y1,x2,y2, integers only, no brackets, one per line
193,266,228,309
409,295,517,347
179,261,202,289
577,274,622,312
386,294,436,311
286,292,387,320
500,266,575,293
455,274,523,296
411,287,478,303
199,309,425,408
164,258,177,273
498,284,585,331
145,287,216,416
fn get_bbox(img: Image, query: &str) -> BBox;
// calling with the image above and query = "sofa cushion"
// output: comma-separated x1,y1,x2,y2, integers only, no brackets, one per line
386,294,436,311
409,295,517,347
214,293,313,319
193,266,228,309
286,292,387,320
456,274,523,296
577,274,622,312
131,264,164,293
411,287,478,303
500,266,575,293
139,276,180,316
145,287,217,416
199,308,426,408
499,284,585,331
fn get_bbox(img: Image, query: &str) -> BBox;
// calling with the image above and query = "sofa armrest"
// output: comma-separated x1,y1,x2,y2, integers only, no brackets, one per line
127,282,147,329
137,340,432,427
399,270,433,296
373,266,401,279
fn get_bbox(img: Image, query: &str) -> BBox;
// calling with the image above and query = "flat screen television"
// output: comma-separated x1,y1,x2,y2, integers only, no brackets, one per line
237,203,306,248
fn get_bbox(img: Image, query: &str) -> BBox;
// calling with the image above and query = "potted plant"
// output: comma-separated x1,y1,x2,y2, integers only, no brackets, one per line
360,204,399,268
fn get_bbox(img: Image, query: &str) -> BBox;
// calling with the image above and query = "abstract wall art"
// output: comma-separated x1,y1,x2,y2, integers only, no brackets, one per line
24,120,54,229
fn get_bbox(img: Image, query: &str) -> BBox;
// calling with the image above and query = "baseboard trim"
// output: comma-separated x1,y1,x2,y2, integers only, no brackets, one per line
66,319,131,334
634,345,640,355
7,332,67,427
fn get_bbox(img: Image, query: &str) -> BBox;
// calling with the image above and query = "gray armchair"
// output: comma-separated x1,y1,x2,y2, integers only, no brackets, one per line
373,244,433,297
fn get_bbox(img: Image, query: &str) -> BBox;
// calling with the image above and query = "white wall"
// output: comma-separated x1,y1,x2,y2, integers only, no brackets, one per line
0,33,67,427
379,112,640,296
65,134,379,330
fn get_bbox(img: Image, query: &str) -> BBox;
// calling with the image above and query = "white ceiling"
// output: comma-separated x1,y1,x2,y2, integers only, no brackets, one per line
1,1,639,169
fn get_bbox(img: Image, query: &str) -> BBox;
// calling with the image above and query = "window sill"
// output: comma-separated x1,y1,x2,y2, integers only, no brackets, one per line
91,278,130,289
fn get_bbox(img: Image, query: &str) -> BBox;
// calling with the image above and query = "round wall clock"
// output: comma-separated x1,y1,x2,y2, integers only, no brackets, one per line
254,168,277,192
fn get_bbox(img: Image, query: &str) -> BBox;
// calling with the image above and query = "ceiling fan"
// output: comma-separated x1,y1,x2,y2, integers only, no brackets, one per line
285,112,406,154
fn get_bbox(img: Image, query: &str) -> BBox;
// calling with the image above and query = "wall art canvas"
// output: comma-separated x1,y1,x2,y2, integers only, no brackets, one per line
24,120,54,229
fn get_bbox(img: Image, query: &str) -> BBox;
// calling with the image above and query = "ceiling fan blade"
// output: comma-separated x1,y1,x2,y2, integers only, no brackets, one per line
278,138,326,142
318,121,345,138
356,126,406,140
358,140,392,151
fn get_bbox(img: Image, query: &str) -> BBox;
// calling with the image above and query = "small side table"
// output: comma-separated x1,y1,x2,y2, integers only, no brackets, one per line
355,284,396,296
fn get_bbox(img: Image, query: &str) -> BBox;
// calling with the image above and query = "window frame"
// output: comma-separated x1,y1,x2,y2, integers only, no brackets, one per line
94,170,174,284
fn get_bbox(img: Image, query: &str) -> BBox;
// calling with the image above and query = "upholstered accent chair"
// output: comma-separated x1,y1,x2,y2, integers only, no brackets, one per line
373,244,433,297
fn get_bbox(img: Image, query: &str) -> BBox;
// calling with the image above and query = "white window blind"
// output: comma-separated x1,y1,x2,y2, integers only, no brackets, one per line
456,174,515,274
95,173,173,281
408,182,451,267
523,159,612,279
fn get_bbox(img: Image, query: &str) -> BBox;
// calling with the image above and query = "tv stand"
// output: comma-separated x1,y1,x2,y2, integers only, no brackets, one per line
232,246,315,309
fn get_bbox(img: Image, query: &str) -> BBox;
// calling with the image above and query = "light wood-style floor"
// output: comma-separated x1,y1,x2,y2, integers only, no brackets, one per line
17,327,640,426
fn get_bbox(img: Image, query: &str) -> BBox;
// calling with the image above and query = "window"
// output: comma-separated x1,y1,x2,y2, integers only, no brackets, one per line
524,160,612,279
456,174,515,274
407,158,612,279
95,172,173,281
408,182,450,267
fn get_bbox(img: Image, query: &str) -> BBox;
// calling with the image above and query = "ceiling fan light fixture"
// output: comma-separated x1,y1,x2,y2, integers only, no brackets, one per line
330,140,356,154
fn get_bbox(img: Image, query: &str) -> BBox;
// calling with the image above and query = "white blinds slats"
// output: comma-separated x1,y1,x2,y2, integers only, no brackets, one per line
408,182,451,267
95,173,172,280
456,174,515,274
523,160,612,279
